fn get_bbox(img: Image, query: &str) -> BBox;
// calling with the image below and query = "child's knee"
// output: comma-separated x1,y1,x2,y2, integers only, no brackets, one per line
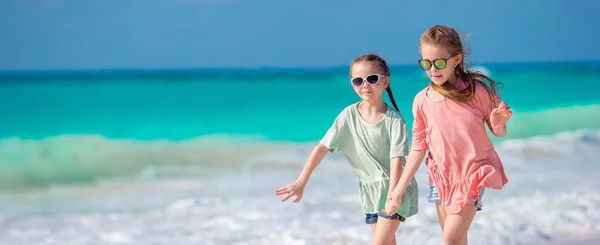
440,240,459,245
372,239,395,245
440,234,466,245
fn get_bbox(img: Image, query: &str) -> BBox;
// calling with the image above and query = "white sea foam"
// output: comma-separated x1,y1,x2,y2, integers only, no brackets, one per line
471,65,491,76
0,130,599,245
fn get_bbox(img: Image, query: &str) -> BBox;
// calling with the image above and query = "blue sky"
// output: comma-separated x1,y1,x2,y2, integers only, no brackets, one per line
0,0,598,70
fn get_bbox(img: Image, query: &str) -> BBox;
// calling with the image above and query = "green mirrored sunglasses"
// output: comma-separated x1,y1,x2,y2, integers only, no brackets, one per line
418,58,451,70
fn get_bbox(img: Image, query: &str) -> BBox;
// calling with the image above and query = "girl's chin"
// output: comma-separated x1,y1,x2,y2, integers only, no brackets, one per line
431,78,447,85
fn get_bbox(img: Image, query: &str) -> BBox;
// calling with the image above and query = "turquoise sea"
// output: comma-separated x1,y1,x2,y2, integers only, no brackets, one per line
0,61,599,244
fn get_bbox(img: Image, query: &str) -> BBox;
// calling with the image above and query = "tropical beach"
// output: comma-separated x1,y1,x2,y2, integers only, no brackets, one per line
1,1,599,244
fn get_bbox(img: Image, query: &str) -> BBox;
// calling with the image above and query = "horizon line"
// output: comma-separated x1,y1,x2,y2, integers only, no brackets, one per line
1,59,599,78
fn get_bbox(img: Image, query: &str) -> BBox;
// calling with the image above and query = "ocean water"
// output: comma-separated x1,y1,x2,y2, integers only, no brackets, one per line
0,62,599,245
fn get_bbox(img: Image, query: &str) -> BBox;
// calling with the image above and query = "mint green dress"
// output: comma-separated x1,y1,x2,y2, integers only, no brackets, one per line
320,102,419,218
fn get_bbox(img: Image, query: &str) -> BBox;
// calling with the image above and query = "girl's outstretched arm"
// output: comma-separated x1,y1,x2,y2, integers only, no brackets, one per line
383,149,426,215
297,143,330,186
275,143,330,203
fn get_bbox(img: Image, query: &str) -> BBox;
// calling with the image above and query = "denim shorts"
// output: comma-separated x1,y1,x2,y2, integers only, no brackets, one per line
428,186,485,211
365,212,406,224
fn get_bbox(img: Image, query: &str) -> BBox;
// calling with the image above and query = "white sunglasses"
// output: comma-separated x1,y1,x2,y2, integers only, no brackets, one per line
350,74,385,87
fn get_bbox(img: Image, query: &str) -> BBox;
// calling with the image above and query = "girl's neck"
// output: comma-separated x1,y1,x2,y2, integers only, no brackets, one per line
359,99,387,115
445,74,459,87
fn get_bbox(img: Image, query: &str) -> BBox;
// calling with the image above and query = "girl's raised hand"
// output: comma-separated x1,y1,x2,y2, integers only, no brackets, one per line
275,181,305,203
490,102,513,128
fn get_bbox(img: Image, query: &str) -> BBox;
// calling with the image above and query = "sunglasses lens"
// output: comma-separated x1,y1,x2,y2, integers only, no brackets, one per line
351,77,364,86
434,59,447,69
365,75,380,84
419,60,431,70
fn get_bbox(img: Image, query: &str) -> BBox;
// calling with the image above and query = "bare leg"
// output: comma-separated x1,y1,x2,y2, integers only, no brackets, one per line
460,231,468,245
440,205,477,245
435,203,447,231
372,217,401,245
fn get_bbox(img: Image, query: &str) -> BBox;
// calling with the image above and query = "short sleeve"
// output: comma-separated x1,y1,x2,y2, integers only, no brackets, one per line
389,115,409,159
319,109,348,152
411,95,428,151
475,83,502,121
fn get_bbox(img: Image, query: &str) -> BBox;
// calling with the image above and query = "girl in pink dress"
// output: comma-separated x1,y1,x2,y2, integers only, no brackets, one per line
383,25,513,245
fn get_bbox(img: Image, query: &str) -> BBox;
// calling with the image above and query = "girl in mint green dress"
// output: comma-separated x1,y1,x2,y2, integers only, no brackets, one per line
275,53,419,245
